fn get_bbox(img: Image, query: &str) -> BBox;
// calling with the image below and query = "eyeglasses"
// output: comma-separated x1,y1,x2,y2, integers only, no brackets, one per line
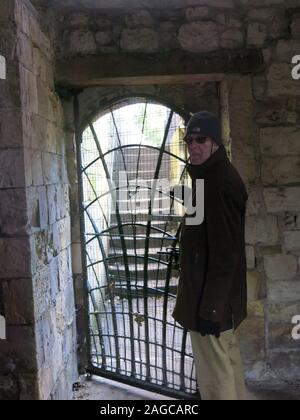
184,135,208,145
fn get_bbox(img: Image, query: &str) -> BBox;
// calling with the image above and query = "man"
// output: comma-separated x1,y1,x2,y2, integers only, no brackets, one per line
172,111,248,400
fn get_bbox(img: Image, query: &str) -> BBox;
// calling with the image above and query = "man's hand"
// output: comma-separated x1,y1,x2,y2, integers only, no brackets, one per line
197,317,221,338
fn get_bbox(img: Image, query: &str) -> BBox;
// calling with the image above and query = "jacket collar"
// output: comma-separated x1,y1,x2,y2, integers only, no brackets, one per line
187,145,228,179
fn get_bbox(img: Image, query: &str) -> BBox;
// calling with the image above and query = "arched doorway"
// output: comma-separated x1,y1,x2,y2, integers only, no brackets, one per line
78,97,197,398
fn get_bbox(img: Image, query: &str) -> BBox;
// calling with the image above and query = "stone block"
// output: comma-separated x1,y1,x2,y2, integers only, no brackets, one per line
267,63,300,98
186,0,234,7
32,267,51,318
0,149,25,188
247,22,267,46
67,30,97,55
246,216,279,245
0,188,27,235
264,254,298,281
261,156,300,185
185,7,210,21
291,16,300,39
121,28,160,53
268,280,300,302
276,40,300,63
0,109,23,149
220,28,244,49
2,278,34,325
0,238,31,278
0,325,37,372
19,66,38,115
264,187,300,213
95,30,113,46
47,184,58,225
125,10,154,28
284,230,300,251
268,301,300,323
66,12,89,28
32,150,44,186
178,21,219,53
260,127,300,156
17,34,33,71
269,323,300,351
247,271,264,301
42,153,60,185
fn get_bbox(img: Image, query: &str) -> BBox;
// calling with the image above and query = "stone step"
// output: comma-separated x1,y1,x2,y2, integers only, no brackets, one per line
108,234,178,249
107,248,171,262
108,262,177,280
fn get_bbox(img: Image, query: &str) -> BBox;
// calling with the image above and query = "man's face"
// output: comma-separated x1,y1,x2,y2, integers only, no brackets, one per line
186,135,217,165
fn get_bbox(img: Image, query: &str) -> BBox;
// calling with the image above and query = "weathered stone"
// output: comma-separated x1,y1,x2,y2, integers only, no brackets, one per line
0,149,25,188
32,47,54,86
17,34,33,71
66,12,89,28
261,157,300,185
246,188,263,215
220,28,244,49
2,279,34,325
47,184,58,225
247,8,279,21
268,279,300,303
264,187,300,213
42,153,60,185
67,30,97,55
185,6,210,21
95,31,113,46
248,300,265,318
264,254,298,281
125,10,154,28
267,64,300,98
284,231,300,251
32,151,43,186
268,302,300,323
186,0,234,6
247,271,264,301
291,16,300,39
246,216,279,245
178,21,219,53
19,66,38,114
38,186,48,230
246,245,256,269
0,109,23,149
276,40,300,63
247,22,267,46
269,352,300,381
120,28,160,52
269,323,300,350
253,76,266,101
0,326,37,372
95,18,112,29
260,127,300,156
0,238,31,278
0,189,27,235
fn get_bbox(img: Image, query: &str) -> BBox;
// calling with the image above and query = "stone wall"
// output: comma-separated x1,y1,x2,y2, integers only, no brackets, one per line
1,0,300,399
0,0,77,400
56,0,300,387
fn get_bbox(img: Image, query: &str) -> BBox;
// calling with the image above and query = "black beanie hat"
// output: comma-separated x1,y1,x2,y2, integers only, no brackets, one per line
184,111,223,146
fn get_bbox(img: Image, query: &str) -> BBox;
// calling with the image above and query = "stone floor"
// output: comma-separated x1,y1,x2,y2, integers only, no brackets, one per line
73,375,300,401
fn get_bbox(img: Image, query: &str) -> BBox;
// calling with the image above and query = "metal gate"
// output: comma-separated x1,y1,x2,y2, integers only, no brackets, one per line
76,97,197,398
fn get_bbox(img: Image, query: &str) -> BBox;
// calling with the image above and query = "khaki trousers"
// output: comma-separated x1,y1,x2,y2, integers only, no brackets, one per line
189,329,247,400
